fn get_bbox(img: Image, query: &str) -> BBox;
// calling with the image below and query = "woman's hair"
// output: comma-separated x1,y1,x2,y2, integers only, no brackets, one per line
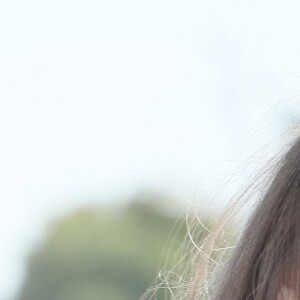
143,135,300,300
213,135,300,299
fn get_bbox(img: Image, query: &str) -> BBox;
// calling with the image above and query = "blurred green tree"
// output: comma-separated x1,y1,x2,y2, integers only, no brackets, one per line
16,192,192,300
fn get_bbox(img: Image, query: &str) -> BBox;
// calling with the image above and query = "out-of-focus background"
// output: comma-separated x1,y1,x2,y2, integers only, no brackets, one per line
2,0,300,299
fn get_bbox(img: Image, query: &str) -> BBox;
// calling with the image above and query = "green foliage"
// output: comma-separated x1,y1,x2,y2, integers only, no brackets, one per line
16,192,188,300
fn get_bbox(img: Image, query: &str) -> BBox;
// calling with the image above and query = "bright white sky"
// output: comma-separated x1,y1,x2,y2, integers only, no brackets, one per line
1,0,300,299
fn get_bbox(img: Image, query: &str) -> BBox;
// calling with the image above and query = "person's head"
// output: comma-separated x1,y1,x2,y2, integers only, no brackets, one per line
214,136,300,299
143,136,300,300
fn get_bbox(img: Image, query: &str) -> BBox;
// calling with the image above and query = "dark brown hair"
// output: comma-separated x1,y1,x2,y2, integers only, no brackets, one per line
143,136,300,300
214,136,300,299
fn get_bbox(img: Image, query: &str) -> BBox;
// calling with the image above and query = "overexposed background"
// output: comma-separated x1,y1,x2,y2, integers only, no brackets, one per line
1,0,300,299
